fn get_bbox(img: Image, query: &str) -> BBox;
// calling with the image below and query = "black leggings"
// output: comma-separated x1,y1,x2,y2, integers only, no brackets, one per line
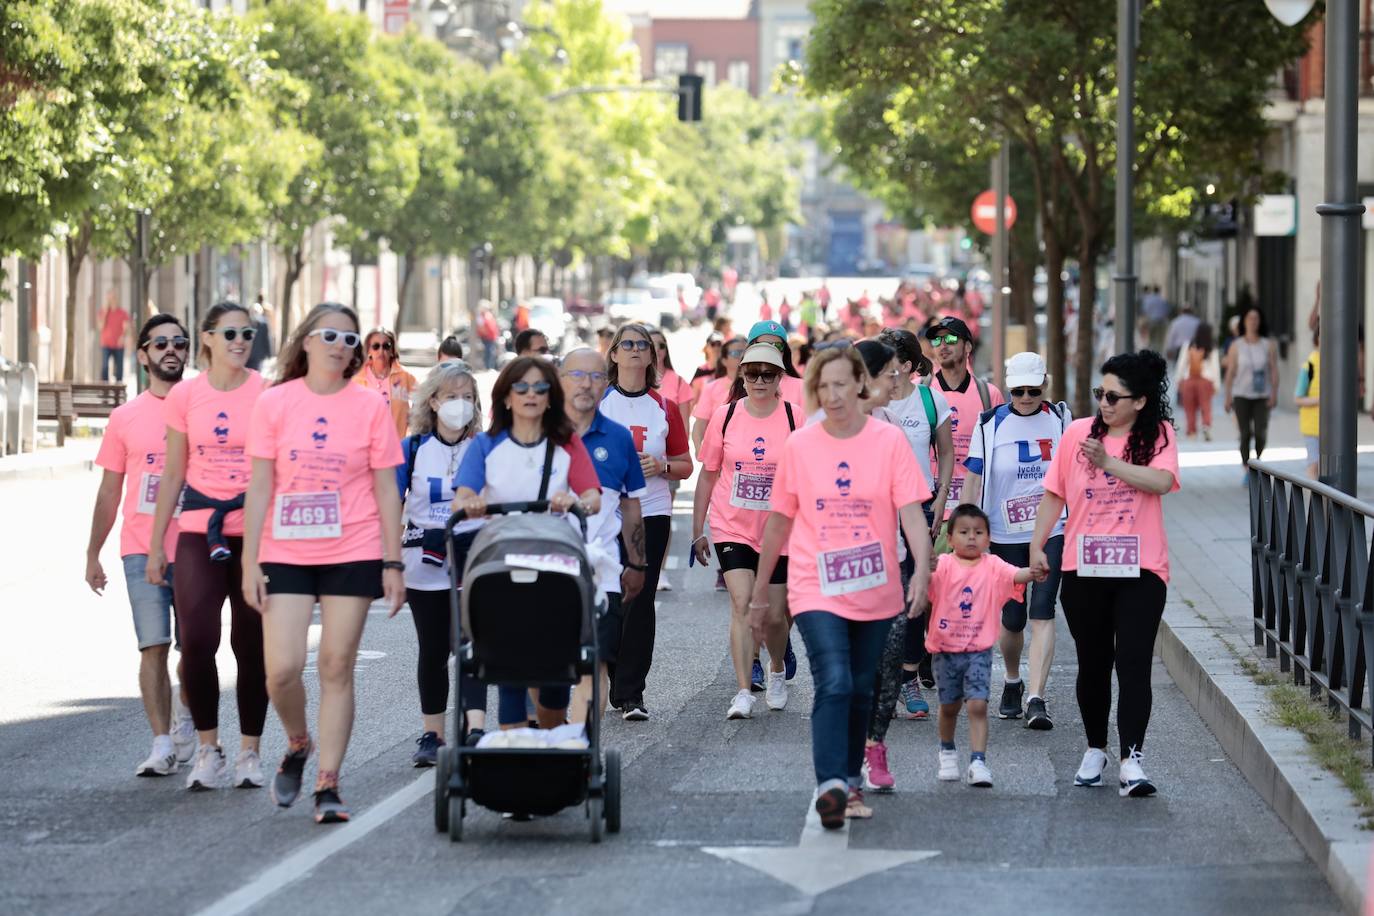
1232,396,1271,464
612,515,671,705
173,533,268,735
407,588,486,717
1060,571,1167,758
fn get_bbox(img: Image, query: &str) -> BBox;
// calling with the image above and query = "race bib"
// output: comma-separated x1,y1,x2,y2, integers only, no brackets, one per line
1078,534,1140,578
818,541,888,597
1002,493,1040,533
137,473,182,517
273,491,342,540
730,470,774,510
946,476,964,503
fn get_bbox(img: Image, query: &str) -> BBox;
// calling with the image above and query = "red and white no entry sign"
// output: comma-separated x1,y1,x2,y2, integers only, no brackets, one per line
971,190,1017,234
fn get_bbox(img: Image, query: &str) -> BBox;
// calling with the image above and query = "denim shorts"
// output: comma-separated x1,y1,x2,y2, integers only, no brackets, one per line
1305,436,1319,466
932,648,993,704
122,554,175,650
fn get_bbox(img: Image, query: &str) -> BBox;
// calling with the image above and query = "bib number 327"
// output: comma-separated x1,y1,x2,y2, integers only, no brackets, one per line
1078,534,1140,578
273,491,342,540
818,541,887,597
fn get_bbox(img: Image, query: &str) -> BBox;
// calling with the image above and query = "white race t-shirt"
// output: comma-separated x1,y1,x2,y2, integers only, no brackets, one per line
886,385,952,489
964,403,1070,544
400,432,480,591
598,386,689,518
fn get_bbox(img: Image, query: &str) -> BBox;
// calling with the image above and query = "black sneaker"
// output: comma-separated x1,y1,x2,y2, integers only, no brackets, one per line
917,655,935,690
271,742,311,808
313,787,350,824
412,731,444,767
464,728,485,747
750,658,765,692
622,701,649,721
1025,696,1053,730
998,681,1025,719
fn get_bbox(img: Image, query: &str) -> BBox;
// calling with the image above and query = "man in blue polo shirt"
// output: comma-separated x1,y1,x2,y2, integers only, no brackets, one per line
560,347,648,723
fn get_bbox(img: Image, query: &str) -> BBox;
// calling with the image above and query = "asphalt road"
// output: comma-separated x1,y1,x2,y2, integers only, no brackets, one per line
0,305,1344,916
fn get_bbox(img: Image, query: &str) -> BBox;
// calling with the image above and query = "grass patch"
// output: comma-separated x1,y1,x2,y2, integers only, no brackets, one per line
1267,683,1374,827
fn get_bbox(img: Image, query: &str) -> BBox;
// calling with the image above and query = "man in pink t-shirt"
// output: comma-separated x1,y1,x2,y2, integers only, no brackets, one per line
86,313,196,777
924,317,1004,515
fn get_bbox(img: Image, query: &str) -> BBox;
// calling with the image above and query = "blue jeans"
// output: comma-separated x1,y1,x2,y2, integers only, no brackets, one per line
101,347,125,382
794,611,893,786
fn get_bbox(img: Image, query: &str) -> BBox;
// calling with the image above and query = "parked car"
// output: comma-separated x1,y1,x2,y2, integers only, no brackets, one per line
565,295,604,318
604,287,668,327
526,297,569,351
397,330,440,367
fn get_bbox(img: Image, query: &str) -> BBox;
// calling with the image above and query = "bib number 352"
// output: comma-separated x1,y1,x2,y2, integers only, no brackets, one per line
818,541,887,597
273,491,342,540
730,471,774,510
1078,534,1140,578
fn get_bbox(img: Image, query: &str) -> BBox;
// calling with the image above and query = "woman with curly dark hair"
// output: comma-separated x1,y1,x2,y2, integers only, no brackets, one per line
1028,351,1180,799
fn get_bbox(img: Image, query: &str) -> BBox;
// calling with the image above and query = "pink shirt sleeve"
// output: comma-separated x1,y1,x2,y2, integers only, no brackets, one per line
368,394,403,470
95,410,127,473
1041,423,1078,499
987,383,1005,408
246,391,281,461
769,436,800,516
988,553,1026,605
698,407,726,473
162,379,189,434
692,381,722,420
1150,424,1182,493
566,435,601,494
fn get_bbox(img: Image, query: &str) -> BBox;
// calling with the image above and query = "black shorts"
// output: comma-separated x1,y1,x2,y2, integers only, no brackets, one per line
713,542,788,585
597,592,624,664
261,560,383,599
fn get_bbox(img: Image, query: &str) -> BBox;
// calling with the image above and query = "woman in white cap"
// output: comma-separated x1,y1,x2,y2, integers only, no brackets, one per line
959,351,1069,729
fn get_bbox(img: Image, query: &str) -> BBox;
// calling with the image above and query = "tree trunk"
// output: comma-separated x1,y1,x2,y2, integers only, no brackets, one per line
280,240,305,344
1074,244,1099,417
1008,246,1036,353
1043,235,1067,404
63,223,93,382
394,253,417,334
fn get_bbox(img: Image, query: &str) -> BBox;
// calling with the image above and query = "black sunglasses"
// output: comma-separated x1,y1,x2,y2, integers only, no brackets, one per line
725,348,747,359
370,340,394,352
510,380,551,395
813,339,853,352
742,369,781,383
617,338,652,352
208,327,255,343
1092,386,1135,405
143,335,189,353
1009,387,1043,398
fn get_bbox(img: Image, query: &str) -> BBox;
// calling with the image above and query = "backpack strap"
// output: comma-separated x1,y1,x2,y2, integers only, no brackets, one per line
402,433,423,496
721,398,740,438
537,439,555,502
917,385,937,429
783,400,796,431
975,375,991,411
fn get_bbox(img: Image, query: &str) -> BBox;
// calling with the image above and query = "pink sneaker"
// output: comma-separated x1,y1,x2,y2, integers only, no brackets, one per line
862,742,896,792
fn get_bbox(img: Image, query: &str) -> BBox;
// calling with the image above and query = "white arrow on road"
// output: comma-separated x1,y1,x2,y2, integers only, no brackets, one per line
702,796,940,897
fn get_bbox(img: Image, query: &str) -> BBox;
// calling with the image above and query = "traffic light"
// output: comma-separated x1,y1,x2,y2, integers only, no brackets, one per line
678,73,703,122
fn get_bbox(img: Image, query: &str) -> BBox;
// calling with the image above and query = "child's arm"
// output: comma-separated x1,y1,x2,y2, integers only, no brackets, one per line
1016,565,1046,585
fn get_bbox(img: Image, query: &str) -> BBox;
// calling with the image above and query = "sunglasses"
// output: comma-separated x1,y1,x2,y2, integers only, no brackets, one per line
562,369,607,384
308,328,361,348
143,335,189,353
617,339,651,352
742,369,781,383
930,333,963,346
725,348,747,359
510,380,551,395
813,339,852,352
1009,387,1043,398
207,327,255,343
1092,387,1135,406
369,340,394,352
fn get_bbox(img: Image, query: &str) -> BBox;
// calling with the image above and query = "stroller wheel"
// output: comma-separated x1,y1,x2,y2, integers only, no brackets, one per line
447,795,464,843
588,795,603,843
605,749,622,834
433,747,451,833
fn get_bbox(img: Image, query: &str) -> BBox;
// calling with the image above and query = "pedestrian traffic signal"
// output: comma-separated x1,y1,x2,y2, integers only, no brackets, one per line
678,74,703,122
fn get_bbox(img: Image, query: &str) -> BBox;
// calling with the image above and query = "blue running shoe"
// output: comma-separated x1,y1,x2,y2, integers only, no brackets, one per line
899,678,929,720
783,636,797,681
750,658,765,692
411,731,443,768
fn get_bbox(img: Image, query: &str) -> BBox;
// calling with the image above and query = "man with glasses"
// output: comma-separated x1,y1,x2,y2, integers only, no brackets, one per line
960,352,1068,727
515,329,551,359
558,348,648,724
86,314,197,777
923,317,1004,518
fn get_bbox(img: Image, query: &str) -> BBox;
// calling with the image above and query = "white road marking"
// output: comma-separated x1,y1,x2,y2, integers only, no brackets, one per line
665,555,682,570
191,772,433,916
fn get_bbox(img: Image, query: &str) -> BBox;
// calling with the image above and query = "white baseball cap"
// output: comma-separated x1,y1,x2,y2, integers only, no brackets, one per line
739,342,785,370
1005,351,1048,389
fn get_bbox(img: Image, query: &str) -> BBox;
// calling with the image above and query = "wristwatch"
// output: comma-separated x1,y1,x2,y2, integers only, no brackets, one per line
662,460,671,477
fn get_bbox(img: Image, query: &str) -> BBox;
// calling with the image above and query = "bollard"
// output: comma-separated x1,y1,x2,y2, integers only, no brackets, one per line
16,363,37,453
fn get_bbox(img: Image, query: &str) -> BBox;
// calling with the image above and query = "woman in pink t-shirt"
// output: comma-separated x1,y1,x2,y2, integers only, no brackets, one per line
240,303,405,825
149,301,269,794
649,327,693,429
692,343,799,720
1030,350,1180,799
690,335,746,455
749,347,932,829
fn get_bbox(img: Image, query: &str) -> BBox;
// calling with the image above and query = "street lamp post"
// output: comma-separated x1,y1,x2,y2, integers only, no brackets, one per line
1113,0,1139,355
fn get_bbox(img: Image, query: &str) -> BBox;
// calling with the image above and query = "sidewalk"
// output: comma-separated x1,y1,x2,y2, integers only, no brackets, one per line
1163,406,1374,913
0,435,101,481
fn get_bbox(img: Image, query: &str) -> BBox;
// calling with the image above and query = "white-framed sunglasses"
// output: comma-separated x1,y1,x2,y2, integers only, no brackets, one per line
307,328,361,348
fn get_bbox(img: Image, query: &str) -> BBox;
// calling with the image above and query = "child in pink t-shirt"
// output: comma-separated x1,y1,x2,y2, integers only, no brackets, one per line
926,505,1041,788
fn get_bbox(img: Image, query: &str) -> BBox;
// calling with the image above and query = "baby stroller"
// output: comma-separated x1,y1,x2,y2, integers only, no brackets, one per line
432,501,622,842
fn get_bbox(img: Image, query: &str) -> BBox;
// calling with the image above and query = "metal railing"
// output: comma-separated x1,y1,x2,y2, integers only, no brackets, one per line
1249,461,1374,761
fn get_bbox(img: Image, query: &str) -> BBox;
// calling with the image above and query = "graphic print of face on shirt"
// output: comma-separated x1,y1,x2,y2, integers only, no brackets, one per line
836,461,852,497
312,417,329,449
959,586,974,618
752,437,767,462
214,412,230,445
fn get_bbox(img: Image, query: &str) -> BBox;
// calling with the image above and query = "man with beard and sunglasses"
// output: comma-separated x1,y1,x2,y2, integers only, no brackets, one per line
86,314,197,777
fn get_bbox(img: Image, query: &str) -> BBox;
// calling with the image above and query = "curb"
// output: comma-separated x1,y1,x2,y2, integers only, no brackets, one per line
0,456,95,481
1158,604,1370,915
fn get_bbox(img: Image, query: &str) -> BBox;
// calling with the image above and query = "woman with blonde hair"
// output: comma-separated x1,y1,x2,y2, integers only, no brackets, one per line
356,327,417,440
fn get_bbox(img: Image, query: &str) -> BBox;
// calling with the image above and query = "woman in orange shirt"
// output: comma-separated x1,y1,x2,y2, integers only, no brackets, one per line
355,327,417,440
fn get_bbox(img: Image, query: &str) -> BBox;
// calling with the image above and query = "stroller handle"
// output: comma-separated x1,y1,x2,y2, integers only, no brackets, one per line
447,501,588,539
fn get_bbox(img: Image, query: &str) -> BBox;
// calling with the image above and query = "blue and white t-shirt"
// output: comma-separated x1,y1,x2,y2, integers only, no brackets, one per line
453,429,600,510
398,432,479,591
964,402,1070,544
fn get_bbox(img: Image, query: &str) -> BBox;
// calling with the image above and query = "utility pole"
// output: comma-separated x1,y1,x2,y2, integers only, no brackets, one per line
991,140,1009,388
1113,0,1139,354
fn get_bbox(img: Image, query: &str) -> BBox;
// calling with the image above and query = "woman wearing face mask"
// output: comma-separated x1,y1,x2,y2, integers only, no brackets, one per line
692,336,748,454
396,361,488,765
356,327,417,441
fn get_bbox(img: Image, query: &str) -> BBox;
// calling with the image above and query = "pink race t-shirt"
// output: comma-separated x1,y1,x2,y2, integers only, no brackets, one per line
926,552,1024,653
699,398,799,550
246,379,402,566
659,369,694,412
770,417,931,621
96,389,180,558
779,374,804,407
1041,418,1181,582
692,376,734,421
930,371,1004,510
163,371,266,536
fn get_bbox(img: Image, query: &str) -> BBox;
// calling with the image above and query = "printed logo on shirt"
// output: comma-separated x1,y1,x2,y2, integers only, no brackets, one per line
1017,438,1054,463
836,461,852,497
948,405,960,433
752,437,767,461
312,417,329,449
959,586,974,618
629,425,648,451
593,446,609,462
214,412,230,445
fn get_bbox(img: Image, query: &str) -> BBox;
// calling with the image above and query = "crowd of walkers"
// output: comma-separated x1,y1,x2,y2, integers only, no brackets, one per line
85,295,1181,832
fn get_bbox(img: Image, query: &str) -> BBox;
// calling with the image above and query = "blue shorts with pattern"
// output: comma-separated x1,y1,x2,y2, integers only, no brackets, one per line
932,648,993,705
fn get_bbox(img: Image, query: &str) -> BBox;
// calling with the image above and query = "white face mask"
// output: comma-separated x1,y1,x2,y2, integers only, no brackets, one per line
437,397,474,430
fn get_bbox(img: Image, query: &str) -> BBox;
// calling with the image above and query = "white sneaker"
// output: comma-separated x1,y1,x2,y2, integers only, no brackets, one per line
937,748,960,781
726,690,756,720
171,714,196,764
185,744,229,791
135,741,177,777
1074,748,1109,787
657,578,672,592
234,749,265,788
1119,748,1157,798
965,758,993,787
765,672,788,711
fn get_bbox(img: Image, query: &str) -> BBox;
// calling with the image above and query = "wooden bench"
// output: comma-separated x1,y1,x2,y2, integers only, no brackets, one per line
37,382,74,446
71,381,128,419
